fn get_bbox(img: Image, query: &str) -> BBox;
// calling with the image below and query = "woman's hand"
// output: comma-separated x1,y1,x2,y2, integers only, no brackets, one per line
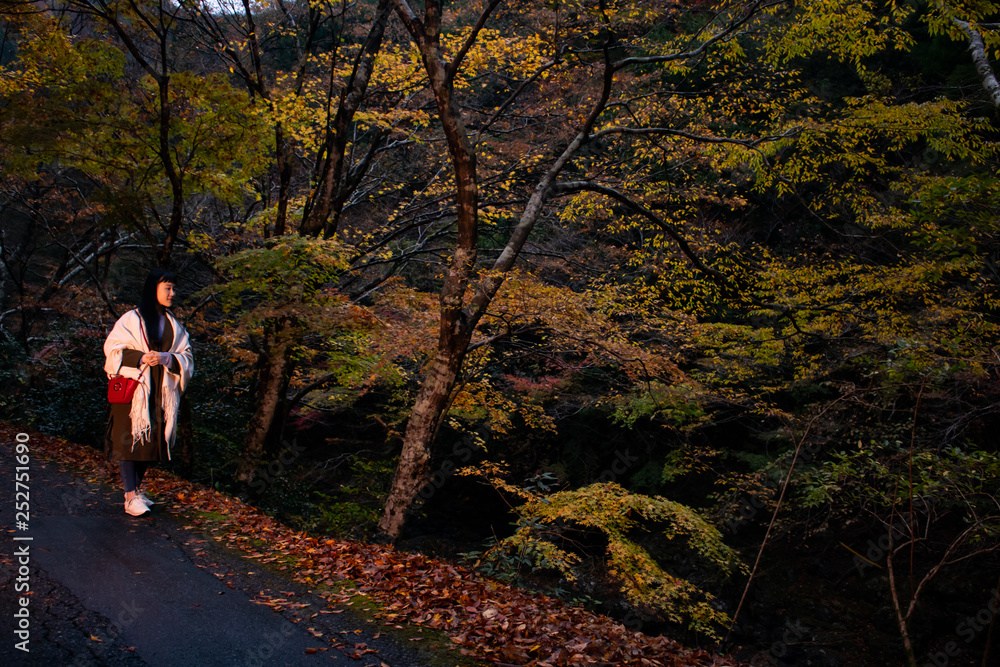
141,351,162,366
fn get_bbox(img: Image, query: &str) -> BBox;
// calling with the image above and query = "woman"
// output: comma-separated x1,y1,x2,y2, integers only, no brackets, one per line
104,269,194,516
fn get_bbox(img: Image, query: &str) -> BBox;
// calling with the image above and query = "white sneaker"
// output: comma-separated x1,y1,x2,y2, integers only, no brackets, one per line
136,490,154,506
125,496,150,516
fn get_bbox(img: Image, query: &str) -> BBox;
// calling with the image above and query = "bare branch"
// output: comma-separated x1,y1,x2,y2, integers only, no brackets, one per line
590,125,801,147
473,50,565,147
550,180,725,280
611,0,772,71
446,0,505,82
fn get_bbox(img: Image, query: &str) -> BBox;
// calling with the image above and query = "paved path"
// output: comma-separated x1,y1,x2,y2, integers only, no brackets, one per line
0,440,438,666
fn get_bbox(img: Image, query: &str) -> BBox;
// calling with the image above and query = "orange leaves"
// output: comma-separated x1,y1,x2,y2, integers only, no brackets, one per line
251,591,311,613
311,534,734,665
8,421,737,666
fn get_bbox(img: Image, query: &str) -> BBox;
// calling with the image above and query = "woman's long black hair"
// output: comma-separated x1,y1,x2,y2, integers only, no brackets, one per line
138,268,176,348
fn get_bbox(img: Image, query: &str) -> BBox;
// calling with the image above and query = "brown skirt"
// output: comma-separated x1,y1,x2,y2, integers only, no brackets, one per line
104,364,169,462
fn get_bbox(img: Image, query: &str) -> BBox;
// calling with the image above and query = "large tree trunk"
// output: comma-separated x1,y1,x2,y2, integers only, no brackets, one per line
378,327,471,536
236,329,295,484
378,0,482,539
158,188,183,268
233,0,391,472
154,43,183,267
378,0,613,539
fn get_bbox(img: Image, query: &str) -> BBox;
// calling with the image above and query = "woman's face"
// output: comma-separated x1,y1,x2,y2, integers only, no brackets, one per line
156,281,175,308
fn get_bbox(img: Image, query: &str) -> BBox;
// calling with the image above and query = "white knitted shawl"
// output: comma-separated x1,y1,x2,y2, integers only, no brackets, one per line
103,309,194,458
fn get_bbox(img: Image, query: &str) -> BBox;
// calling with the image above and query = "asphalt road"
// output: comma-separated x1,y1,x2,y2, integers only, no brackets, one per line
0,438,437,667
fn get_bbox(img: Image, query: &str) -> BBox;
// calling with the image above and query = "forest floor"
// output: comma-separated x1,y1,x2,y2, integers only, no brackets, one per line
0,422,739,666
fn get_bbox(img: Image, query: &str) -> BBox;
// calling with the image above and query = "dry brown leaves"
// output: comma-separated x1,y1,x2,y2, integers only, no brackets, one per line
4,423,740,667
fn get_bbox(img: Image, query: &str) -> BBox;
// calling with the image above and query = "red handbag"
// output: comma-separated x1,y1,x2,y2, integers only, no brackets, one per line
107,313,149,404
107,372,141,404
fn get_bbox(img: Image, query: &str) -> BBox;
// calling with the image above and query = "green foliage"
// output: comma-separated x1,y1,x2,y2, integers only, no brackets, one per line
0,12,269,210
209,236,352,318
303,456,394,538
3,0,1000,658
795,435,1000,662
610,381,707,430
306,495,381,538
799,440,1000,521
184,344,254,486
200,236,408,424
461,517,582,580
472,476,744,639
766,0,916,71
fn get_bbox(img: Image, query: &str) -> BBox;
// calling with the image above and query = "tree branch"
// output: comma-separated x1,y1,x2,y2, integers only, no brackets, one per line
446,0,505,82
611,0,771,72
950,15,1000,108
550,180,725,280
590,125,800,147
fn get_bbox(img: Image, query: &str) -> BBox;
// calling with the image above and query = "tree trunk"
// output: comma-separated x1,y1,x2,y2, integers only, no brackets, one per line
232,0,391,473
379,0,482,539
379,0,647,540
378,330,470,537
236,331,295,484
273,123,291,237
379,0,574,540
154,51,183,267
299,0,392,237
886,547,918,667
159,192,184,268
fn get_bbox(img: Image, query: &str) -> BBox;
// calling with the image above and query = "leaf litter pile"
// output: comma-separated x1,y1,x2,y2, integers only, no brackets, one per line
10,424,739,666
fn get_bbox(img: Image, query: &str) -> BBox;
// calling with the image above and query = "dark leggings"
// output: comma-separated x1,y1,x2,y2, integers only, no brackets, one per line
119,461,149,493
